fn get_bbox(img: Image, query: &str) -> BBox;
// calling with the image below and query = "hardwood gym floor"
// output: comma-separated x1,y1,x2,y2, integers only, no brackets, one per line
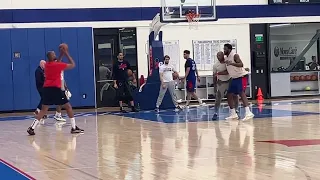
1,98,320,180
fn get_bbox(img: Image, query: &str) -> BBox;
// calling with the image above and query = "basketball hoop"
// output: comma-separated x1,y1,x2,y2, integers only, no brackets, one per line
186,11,200,30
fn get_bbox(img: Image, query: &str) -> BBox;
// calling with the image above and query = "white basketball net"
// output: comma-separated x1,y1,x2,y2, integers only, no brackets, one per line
186,12,200,30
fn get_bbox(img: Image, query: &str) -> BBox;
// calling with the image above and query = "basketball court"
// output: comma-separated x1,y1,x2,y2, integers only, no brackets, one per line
1,0,318,179
0,98,320,179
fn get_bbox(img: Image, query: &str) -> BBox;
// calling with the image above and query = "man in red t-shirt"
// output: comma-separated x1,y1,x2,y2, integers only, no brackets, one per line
27,46,84,135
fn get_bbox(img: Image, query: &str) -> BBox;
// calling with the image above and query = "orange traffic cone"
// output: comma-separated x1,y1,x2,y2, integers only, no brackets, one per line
257,99,263,112
256,88,264,101
256,88,264,112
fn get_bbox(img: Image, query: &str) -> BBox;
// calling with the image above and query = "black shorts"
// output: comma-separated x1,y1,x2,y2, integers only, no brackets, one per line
42,87,69,105
116,81,133,101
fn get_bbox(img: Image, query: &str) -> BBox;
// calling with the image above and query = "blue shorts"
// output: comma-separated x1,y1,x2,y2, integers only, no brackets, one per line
186,79,196,92
228,76,247,95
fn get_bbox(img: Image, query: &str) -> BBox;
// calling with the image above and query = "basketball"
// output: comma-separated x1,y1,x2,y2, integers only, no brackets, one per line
299,75,305,81
173,72,179,80
128,69,133,76
59,43,68,51
305,75,311,80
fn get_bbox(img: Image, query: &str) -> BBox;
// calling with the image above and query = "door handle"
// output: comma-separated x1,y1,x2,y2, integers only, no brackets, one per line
11,62,13,71
145,42,148,54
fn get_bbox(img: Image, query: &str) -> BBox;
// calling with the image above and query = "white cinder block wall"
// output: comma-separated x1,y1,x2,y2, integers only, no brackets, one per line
1,0,320,77
136,24,251,77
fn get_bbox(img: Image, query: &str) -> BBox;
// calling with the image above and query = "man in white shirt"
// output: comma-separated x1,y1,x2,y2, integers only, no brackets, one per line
155,55,182,113
212,52,252,120
212,51,231,120
224,43,254,121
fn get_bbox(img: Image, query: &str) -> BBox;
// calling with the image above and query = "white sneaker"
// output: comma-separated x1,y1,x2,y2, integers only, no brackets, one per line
199,102,206,106
174,105,183,112
225,113,239,120
54,115,66,122
55,121,66,131
242,112,254,121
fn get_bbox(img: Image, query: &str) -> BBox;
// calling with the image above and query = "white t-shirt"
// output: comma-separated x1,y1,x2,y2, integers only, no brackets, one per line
225,52,248,79
212,61,230,81
159,64,175,82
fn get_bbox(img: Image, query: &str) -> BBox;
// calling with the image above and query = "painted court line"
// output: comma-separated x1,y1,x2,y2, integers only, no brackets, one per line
0,158,35,180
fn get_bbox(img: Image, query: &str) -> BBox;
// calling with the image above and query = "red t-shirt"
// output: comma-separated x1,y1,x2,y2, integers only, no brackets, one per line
43,62,67,88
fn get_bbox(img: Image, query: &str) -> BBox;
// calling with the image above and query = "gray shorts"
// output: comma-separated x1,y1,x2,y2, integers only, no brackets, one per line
216,79,230,98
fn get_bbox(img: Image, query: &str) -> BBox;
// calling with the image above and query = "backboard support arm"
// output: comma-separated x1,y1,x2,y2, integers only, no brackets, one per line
150,13,168,41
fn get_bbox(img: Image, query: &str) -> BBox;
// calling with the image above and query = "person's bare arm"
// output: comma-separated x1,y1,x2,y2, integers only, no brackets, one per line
228,54,243,67
159,72,164,84
56,52,63,62
64,51,75,70
184,67,190,80
212,66,217,84
64,82,68,90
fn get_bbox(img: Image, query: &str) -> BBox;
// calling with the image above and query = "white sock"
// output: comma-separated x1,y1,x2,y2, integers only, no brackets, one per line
36,108,40,113
245,106,251,114
31,119,40,129
230,108,236,115
198,98,202,104
70,118,76,129
55,112,61,117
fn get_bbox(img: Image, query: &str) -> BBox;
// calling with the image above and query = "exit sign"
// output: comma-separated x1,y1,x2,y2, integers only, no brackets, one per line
255,34,264,43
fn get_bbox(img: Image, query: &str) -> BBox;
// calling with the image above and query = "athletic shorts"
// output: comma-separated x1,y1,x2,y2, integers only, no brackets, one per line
186,79,196,92
116,81,133,101
216,80,230,98
42,87,69,105
242,75,248,91
228,75,248,95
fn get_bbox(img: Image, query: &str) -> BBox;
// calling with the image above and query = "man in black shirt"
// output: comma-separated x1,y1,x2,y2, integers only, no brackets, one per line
35,60,46,118
113,52,138,112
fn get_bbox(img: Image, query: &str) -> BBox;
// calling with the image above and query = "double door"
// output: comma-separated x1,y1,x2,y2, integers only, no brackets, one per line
94,28,138,108
0,28,94,111
0,29,45,111
95,34,120,107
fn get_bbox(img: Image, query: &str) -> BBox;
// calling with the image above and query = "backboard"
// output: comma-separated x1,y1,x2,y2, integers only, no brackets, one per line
160,0,216,23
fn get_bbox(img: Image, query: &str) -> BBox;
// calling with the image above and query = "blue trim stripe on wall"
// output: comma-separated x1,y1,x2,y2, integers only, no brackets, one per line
1,5,320,23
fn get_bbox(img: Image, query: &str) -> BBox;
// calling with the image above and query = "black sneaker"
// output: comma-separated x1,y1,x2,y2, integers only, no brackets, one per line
174,105,183,112
71,126,84,134
212,113,218,120
120,107,127,113
131,107,139,112
27,127,35,136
